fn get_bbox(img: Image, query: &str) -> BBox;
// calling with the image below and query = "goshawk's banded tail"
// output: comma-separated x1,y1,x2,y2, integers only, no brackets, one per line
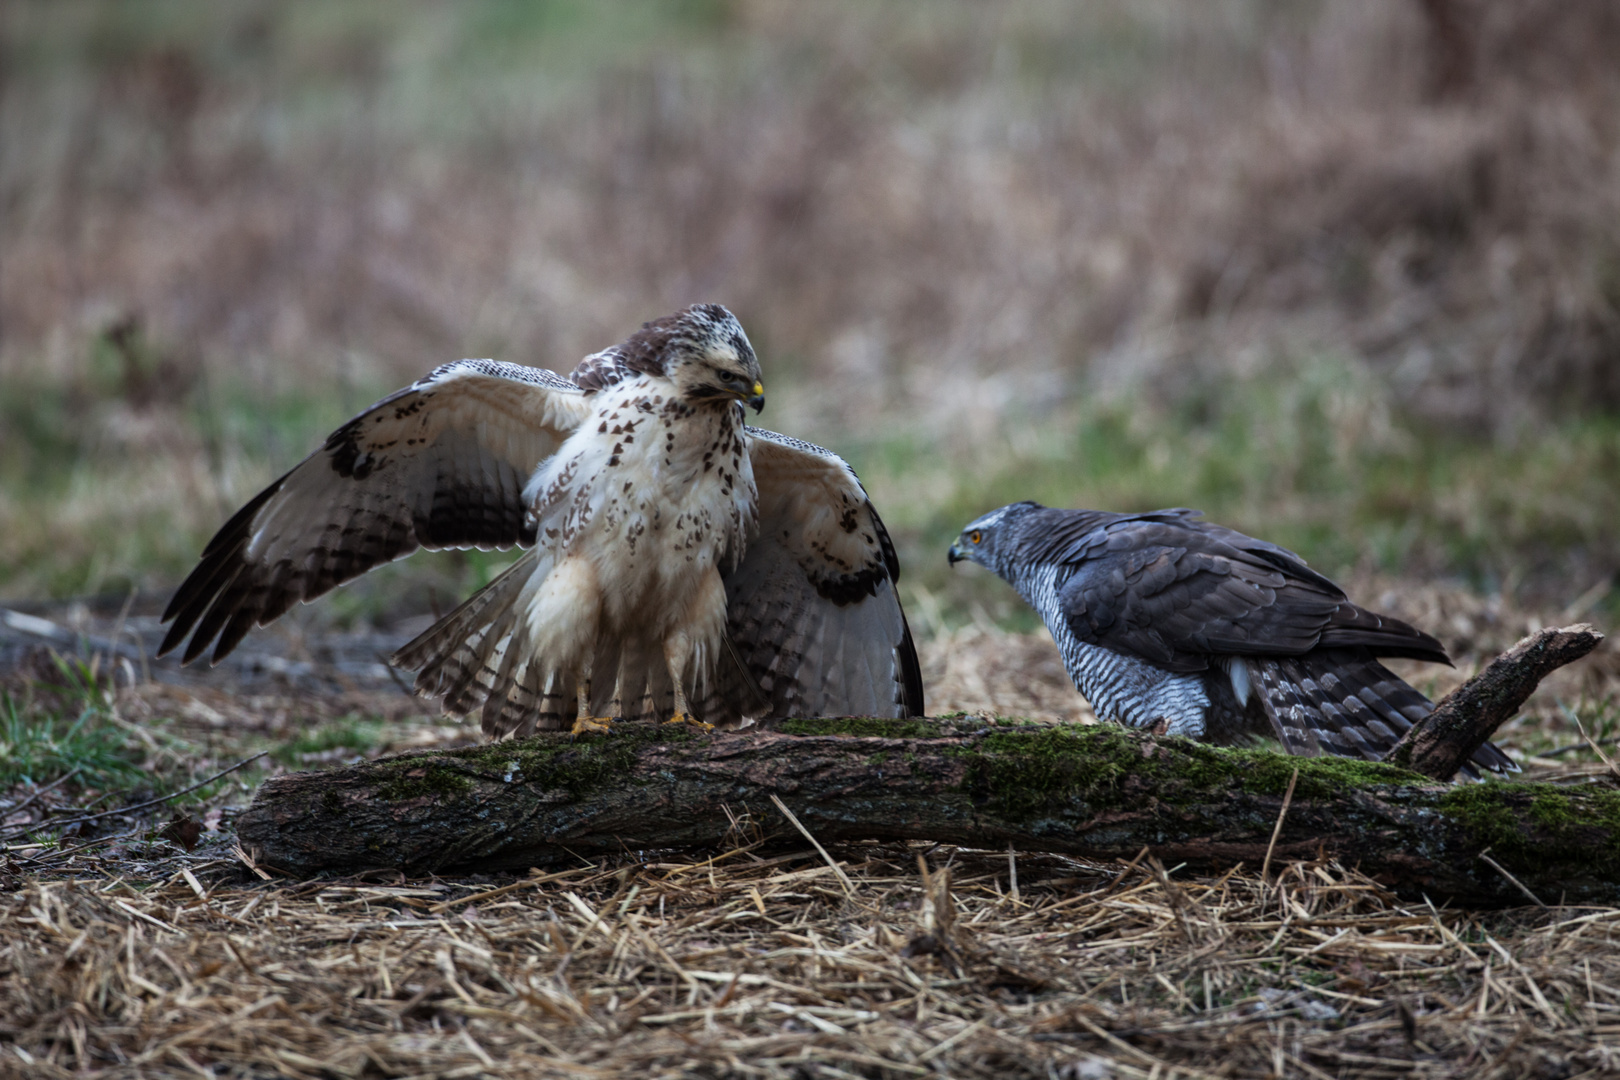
1251,648,1514,778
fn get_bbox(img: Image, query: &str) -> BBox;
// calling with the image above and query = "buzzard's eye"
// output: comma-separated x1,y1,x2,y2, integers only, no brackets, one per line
970,531,982,544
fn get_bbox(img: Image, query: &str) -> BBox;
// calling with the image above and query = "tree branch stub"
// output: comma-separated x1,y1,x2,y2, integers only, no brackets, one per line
1387,623,1604,780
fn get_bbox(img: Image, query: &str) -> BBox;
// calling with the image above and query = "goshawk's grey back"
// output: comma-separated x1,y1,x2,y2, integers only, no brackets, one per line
948,502,1513,777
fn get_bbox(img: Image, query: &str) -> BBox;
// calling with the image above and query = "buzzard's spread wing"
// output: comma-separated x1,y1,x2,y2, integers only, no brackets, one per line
160,361,590,664
707,428,924,721
1050,510,1448,674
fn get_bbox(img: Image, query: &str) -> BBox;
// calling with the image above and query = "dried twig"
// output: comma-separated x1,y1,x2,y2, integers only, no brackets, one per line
769,794,855,898
1477,847,1549,910
1261,767,1300,886
1567,705,1620,783
1,768,81,824
2,752,268,842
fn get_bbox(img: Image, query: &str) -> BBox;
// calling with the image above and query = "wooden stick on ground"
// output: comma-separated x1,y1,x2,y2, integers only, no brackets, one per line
1387,624,1604,780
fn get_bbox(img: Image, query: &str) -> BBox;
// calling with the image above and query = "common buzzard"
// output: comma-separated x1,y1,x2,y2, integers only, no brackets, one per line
161,305,923,736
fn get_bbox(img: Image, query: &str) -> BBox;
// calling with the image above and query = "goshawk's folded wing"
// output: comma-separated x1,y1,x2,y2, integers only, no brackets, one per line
1049,509,1447,674
160,360,590,664
708,428,924,722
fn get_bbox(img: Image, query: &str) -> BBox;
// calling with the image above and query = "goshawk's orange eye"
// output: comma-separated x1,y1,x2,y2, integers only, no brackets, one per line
970,531,982,544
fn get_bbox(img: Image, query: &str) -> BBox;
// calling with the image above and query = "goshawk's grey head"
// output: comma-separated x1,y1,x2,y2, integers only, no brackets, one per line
946,501,1041,579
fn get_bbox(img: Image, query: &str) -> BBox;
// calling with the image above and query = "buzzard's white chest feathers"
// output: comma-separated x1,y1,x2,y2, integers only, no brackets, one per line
521,376,756,639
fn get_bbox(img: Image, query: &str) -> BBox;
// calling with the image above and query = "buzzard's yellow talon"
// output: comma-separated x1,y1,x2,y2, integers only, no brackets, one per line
663,712,714,733
571,715,615,737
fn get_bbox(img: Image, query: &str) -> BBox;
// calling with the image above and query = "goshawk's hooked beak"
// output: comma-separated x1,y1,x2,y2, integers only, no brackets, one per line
947,542,965,566
747,381,766,414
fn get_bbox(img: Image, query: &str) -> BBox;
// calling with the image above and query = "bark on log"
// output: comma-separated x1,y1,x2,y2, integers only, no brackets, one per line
1388,623,1604,780
237,714,1620,906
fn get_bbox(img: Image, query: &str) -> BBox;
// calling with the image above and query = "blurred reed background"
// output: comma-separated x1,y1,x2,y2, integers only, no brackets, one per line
2,0,1617,636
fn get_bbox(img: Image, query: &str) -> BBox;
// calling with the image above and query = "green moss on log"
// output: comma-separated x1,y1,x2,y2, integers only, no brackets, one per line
953,726,1130,817
1438,782,1620,876
943,722,1432,818
380,724,711,803
375,761,474,801
1163,742,1428,798
777,717,981,739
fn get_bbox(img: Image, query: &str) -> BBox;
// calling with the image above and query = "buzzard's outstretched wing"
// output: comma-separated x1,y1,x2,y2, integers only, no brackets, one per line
705,428,924,722
1045,509,1448,673
160,361,590,665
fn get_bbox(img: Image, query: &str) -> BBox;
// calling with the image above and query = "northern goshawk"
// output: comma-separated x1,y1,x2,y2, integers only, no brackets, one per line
949,502,1512,776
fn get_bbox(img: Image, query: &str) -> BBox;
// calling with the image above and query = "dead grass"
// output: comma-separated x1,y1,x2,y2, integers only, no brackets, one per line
8,838,1620,1077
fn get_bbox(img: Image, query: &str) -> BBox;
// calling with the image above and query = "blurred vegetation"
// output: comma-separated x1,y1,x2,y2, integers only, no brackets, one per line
1,0,1616,631
0,654,221,804
847,352,1620,631
0,660,149,792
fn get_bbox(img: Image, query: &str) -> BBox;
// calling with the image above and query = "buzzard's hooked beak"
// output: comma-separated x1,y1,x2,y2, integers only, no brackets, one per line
747,382,765,414
947,542,964,565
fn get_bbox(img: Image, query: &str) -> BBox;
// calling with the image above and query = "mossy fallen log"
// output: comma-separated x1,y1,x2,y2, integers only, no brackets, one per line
236,716,1620,905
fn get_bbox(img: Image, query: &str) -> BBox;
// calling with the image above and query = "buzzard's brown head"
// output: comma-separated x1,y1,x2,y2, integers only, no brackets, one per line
575,303,764,412
659,303,764,413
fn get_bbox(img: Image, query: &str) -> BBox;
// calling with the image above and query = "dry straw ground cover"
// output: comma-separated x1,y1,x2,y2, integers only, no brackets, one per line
8,840,1620,1078
0,588,1618,1079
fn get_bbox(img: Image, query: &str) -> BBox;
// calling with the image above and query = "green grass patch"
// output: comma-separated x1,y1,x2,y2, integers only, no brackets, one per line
0,654,243,810
0,685,146,791
273,714,390,767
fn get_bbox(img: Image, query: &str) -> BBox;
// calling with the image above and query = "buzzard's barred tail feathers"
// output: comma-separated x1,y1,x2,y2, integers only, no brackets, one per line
391,553,701,737
479,598,538,735
687,638,760,725
391,551,549,735
1251,649,1514,779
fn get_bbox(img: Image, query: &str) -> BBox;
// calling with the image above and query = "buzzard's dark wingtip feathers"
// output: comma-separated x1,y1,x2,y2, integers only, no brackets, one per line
179,616,218,666
180,565,249,666
160,549,248,660
897,611,925,718
156,617,190,661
